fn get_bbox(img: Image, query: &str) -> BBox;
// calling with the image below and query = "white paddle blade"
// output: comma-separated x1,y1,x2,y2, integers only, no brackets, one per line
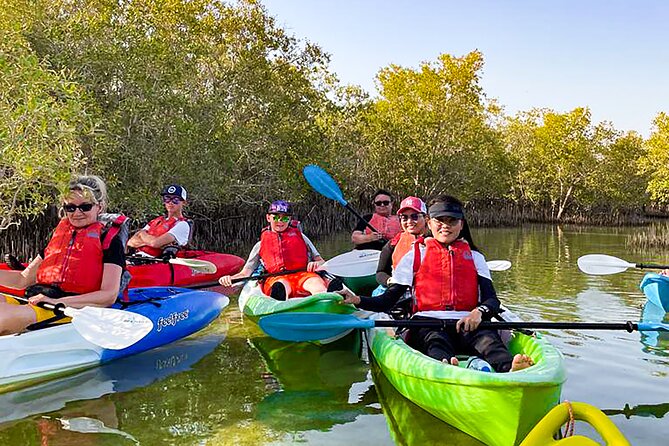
577,254,635,275
65,307,153,350
322,249,380,277
487,260,512,271
170,258,217,273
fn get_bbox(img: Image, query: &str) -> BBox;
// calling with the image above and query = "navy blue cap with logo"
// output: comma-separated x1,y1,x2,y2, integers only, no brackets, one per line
161,184,187,200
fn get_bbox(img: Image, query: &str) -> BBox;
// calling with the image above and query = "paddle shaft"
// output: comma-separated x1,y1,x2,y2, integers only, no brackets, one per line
373,319,642,332
635,262,669,270
10,295,65,314
345,203,381,234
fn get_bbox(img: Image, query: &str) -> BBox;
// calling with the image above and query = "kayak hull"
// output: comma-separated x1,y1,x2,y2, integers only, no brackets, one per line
640,273,669,312
128,250,244,288
239,281,357,343
366,314,566,446
0,287,229,394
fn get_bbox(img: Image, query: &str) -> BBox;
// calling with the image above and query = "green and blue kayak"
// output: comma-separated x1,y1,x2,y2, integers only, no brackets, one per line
238,281,357,343
365,312,566,446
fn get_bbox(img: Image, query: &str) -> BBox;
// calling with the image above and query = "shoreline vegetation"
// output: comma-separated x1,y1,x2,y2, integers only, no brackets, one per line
2,1,669,254
2,199,668,259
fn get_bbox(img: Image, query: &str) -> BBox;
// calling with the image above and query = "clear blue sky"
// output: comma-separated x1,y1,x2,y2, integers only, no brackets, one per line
262,0,669,137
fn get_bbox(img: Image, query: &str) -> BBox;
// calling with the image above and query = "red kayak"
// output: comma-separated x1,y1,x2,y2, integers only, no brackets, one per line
0,250,244,295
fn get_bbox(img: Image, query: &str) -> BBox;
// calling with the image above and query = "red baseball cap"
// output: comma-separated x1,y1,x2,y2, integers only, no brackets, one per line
397,196,427,214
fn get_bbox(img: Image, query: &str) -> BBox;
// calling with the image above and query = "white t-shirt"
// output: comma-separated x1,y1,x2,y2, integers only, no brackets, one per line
142,220,190,246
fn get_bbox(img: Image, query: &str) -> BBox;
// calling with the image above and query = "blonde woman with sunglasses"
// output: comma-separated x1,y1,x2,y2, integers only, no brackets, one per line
219,200,332,300
0,175,125,335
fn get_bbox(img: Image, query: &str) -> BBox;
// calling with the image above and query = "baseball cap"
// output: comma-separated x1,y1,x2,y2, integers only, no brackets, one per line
397,196,427,214
267,200,293,215
428,202,464,219
160,184,187,200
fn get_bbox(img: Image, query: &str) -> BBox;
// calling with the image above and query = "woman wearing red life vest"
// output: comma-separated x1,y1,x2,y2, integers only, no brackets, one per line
127,184,190,257
351,189,402,251
0,175,125,335
375,196,429,288
341,195,533,373
219,200,332,300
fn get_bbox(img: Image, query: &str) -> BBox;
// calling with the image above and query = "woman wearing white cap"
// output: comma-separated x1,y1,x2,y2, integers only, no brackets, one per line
127,184,190,257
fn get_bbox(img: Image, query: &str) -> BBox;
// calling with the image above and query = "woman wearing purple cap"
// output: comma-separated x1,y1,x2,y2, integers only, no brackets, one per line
219,200,332,300
340,195,533,373
127,184,190,257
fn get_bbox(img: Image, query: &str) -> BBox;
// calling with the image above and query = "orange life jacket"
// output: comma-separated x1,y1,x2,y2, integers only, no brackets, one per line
412,238,479,312
364,213,401,240
391,232,418,268
259,223,309,273
139,215,187,257
37,219,109,295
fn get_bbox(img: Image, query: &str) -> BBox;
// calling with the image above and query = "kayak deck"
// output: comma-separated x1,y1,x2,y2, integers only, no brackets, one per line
366,314,566,446
640,273,669,312
0,287,228,394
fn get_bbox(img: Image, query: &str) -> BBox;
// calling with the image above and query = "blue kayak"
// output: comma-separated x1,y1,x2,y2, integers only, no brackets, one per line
640,273,669,312
0,287,229,393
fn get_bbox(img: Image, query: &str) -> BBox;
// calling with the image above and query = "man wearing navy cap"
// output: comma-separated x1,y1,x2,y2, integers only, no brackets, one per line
127,184,191,257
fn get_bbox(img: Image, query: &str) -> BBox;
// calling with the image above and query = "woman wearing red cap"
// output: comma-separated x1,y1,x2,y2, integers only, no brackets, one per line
341,195,533,372
375,196,429,289
219,200,331,300
127,184,190,258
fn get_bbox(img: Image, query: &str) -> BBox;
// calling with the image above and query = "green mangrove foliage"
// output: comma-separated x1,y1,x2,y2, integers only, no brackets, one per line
0,11,97,230
0,0,667,232
642,113,669,204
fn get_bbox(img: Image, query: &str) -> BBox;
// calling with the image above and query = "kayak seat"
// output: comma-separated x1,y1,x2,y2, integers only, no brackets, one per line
4,254,26,271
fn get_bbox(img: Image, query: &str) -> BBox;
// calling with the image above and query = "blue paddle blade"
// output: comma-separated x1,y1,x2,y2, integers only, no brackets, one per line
258,312,374,342
303,165,348,207
637,322,669,332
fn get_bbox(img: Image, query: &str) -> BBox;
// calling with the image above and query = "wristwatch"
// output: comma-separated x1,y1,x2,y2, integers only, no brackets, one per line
476,305,491,316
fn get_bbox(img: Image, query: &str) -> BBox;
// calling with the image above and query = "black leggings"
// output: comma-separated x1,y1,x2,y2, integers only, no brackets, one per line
408,325,514,372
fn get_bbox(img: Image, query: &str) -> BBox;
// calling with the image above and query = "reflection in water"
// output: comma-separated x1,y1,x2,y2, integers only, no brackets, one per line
0,332,227,445
0,333,227,425
252,332,380,433
0,225,668,445
640,302,669,356
371,363,484,446
603,402,669,420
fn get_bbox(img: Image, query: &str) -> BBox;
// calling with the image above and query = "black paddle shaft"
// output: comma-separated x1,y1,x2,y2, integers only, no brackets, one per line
636,262,669,270
373,319,639,332
10,295,65,314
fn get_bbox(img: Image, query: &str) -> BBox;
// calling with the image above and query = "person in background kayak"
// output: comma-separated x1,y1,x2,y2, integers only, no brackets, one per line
218,200,332,300
375,196,430,288
127,184,190,258
340,195,533,372
0,175,125,335
351,190,401,251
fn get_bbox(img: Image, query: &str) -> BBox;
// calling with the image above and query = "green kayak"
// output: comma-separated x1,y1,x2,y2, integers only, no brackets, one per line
238,281,357,342
366,313,566,446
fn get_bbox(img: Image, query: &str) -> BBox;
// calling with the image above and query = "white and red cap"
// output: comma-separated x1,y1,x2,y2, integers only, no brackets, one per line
397,196,427,214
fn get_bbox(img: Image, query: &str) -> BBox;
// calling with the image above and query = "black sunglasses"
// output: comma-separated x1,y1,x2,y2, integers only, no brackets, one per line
63,203,95,213
399,213,423,222
374,200,391,206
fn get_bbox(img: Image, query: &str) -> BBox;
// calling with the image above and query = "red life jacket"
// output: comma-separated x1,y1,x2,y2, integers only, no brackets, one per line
37,218,118,295
365,213,401,240
412,238,479,312
391,232,418,268
139,215,187,257
259,223,309,273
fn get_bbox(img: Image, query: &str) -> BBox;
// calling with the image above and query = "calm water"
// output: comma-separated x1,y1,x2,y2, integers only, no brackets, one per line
1,225,667,445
